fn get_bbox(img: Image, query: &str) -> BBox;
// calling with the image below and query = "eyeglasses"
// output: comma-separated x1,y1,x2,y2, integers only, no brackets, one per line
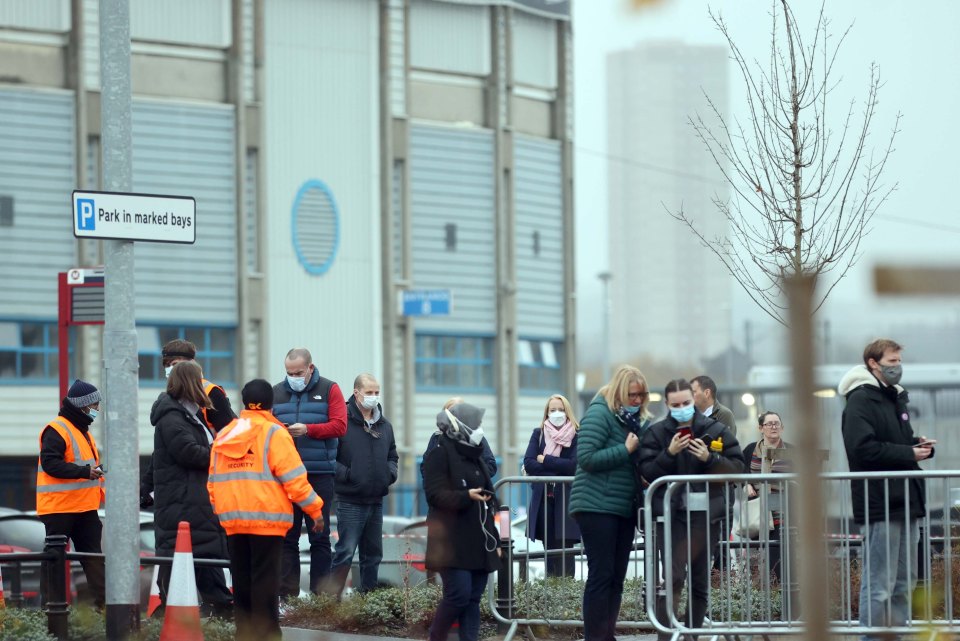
762,421,782,428
627,391,648,400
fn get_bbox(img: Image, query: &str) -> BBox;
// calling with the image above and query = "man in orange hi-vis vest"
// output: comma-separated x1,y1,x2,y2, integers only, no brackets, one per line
36,379,106,608
208,379,324,641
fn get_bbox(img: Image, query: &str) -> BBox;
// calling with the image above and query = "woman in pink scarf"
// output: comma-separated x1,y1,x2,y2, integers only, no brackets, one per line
522,394,581,578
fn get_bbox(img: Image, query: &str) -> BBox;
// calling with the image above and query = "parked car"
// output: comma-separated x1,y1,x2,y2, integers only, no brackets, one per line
297,515,428,594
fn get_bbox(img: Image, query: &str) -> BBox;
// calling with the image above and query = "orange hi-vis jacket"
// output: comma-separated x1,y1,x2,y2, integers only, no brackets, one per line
201,378,224,431
36,418,103,515
208,408,323,536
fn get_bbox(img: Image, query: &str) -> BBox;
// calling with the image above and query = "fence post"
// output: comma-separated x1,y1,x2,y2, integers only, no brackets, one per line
43,534,69,641
496,505,514,633
8,560,24,607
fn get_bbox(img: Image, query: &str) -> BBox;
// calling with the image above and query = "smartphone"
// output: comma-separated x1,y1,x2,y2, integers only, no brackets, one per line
677,426,692,439
478,489,495,497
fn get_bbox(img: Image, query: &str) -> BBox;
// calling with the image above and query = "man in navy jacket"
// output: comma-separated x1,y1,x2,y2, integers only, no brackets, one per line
274,347,347,597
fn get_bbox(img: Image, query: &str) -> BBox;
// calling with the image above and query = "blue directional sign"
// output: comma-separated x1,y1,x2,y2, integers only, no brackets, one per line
402,289,452,316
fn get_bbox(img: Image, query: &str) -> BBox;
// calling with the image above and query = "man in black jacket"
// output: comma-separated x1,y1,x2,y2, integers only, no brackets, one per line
323,374,398,595
840,339,934,640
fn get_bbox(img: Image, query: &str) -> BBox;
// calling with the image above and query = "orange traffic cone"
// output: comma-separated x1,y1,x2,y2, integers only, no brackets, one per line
146,565,162,617
159,522,203,641
0,562,5,608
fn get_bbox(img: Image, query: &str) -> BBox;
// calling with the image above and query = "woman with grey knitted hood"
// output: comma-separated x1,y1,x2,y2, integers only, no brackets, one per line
422,402,500,641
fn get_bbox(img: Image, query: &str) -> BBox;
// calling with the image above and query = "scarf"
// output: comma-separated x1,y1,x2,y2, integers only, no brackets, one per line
541,419,575,457
58,400,93,432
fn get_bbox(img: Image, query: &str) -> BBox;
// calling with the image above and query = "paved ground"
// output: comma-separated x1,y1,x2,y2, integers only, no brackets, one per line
279,630,662,641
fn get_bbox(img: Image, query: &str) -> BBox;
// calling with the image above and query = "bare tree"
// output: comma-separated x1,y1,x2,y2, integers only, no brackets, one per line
672,0,899,325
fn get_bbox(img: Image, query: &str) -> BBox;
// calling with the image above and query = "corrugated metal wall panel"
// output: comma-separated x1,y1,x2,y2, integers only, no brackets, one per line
409,124,496,334
0,386,67,455
391,326,406,440
0,0,69,32
263,0,380,388
511,12,557,89
514,134,564,339
82,0,99,88
409,0,490,76
130,0,231,48
388,0,405,116
245,149,259,274
243,0,255,102
131,100,238,324
0,89,76,317
243,318,260,382
392,160,403,281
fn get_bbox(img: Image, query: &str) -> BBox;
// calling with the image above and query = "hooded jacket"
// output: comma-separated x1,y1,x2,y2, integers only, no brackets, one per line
150,393,228,559
422,403,500,572
208,408,323,536
639,410,742,521
334,396,399,503
839,364,927,525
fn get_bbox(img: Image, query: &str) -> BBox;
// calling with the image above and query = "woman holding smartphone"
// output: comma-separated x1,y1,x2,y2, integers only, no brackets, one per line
639,379,742,641
422,402,500,641
569,365,651,641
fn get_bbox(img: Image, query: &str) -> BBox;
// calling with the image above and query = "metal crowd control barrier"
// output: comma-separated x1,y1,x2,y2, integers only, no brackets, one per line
488,475,654,641
644,470,960,640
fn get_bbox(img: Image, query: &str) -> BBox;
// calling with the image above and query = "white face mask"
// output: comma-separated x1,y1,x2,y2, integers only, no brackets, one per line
287,376,307,392
361,394,380,410
468,426,485,447
164,365,174,378
548,411,567,427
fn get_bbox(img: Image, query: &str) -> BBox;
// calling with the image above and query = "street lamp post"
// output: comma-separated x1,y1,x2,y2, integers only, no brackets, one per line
597,271,612,383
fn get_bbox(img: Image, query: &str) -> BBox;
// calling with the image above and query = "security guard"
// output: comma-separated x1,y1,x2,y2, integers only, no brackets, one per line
208,379,324,641
36,379,106,608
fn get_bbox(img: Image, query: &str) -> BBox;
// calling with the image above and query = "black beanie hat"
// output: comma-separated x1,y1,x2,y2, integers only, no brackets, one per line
66,379,101,408
242,379,274,410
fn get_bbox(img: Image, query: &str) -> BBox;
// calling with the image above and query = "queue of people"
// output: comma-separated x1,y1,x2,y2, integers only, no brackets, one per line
36,335,935,641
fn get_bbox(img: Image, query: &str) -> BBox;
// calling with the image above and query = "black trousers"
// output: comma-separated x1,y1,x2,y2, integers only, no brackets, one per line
655,513,722,641
228,534,284,641
576,511,637,641
39,510,105,608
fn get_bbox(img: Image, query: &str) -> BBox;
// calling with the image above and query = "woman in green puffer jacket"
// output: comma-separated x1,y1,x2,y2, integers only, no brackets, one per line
569,365,651,641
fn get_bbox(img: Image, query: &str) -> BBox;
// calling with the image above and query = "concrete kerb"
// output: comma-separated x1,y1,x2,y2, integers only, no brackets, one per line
280,630,663,641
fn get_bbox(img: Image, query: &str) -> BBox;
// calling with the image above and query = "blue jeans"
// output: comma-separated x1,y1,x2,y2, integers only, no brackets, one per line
859,518,919,641
429,568,489,641
280,474,333,596
576,511,637,641
330,501,384,593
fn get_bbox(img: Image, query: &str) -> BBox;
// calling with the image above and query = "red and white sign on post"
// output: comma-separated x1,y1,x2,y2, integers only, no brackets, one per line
58,267,105,399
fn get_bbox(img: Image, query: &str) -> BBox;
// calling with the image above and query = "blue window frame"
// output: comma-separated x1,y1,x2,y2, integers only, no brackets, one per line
0,320,74,384
415,334,495,392
138,325,236,385
518,338,563,393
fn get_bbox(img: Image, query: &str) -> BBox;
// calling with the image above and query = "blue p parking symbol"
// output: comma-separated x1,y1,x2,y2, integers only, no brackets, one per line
76,199,96,230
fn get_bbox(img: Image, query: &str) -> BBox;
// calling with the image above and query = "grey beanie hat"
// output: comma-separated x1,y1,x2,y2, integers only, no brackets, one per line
66,379,101,408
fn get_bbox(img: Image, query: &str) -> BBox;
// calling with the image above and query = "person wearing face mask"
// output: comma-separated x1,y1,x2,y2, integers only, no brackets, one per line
420,396,498,481
322,373,398,596
522,394,581,578
36,379,106,609
140,338,236,510
839,339,934,641
639,378,742,641
569,365,651,641
422,402,500,641
273,347,347,597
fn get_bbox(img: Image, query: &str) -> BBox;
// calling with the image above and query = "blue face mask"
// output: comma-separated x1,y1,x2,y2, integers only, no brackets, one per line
622,404,641,414
287,376,307,392
87,408,99,420
670,404,695,423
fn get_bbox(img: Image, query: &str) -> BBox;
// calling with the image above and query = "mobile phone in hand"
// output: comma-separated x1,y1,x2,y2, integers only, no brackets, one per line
677,426,692,439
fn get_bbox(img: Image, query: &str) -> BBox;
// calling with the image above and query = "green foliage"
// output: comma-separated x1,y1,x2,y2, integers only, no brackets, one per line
0,608,55,641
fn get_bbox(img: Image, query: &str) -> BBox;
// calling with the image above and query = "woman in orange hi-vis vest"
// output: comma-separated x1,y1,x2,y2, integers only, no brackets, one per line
36,379,105,608
208,379,324,641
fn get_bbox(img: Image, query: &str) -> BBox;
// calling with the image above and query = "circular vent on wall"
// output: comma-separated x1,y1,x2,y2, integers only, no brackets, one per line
291,179,340,275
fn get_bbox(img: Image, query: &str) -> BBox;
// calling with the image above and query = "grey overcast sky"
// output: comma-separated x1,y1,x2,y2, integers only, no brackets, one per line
572,0,960,366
